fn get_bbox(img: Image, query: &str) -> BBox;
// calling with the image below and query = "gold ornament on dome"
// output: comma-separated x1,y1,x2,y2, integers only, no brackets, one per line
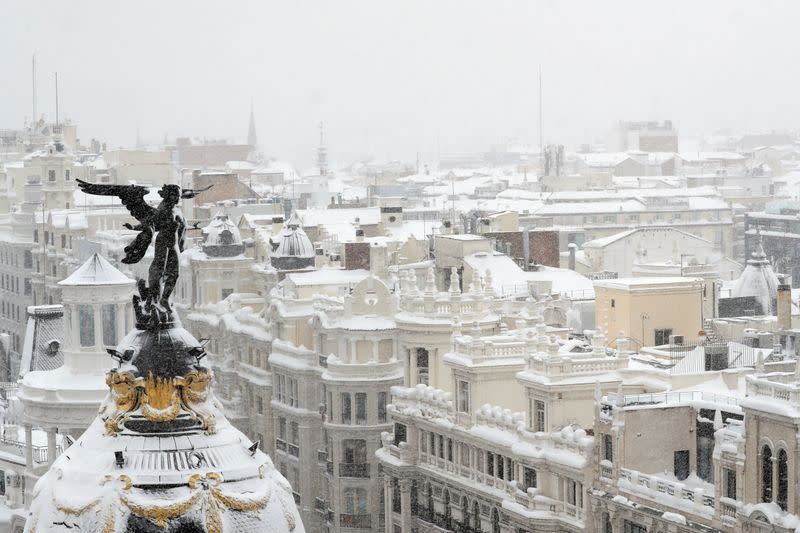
101,368,217,435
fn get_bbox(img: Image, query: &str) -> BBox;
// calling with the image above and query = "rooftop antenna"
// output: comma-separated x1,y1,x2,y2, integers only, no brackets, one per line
538,65,543,156
54,72,59,128
32,54,37,128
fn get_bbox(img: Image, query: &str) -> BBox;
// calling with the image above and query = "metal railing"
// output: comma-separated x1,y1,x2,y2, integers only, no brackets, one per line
339,513,372,528
339,463,370,478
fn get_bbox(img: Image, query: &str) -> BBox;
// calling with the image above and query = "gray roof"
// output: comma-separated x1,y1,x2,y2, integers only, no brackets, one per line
19,305,64,377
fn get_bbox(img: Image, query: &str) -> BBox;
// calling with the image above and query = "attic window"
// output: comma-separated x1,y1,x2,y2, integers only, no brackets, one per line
364,290,379,306
46,340,60,356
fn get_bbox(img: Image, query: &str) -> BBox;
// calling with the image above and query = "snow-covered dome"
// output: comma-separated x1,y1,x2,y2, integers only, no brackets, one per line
270,212,315,270
201,212,245,257
24,323,305,533
731,241,779,315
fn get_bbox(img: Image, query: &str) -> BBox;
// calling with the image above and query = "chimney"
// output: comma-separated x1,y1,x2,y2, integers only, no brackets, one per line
568,243,578,271
778,284,792,330
271,216,284,236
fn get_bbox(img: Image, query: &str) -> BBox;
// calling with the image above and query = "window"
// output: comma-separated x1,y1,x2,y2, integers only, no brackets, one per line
341,393,352,424
522,467,537,491
65,169,70,180
487,452,494,476
610,298,615,308
378,392,387,423
762,445,773,503
289,422,299,446
496,455,504,480
603,434,613,462
61,234,66,248
655,328,672,346
447,439,453,462
393,423,406,446
457,380,471,413
392,478,401,513
78,305,95,347
342,439,367,464
277,417,286,441
343,487,368,515
33,230,38,243
355,393,367,425
102,304,117,346
255,395,263,414
438,435,444,459
778,449,788,510
221,288,234,300
48,169,56,181
461,444,470,466
566,479,582,508
724,468,736,499
624,521,647,533
534,400,546,432
674,450,690,481
416,348,429,385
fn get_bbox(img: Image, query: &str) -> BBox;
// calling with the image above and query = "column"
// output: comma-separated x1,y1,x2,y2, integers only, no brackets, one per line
399,479,412,532
372,340,379,362
383,475,393,533
47,427,58,465
772,455,779,503
24,424,33,468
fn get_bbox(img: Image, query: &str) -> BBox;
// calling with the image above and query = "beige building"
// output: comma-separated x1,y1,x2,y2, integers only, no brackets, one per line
594,277,704,347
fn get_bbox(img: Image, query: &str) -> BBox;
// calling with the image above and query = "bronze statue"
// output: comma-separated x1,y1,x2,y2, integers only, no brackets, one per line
76,180,210,326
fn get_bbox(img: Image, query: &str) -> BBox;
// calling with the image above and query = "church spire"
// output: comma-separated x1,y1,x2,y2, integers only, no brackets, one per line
247,99,258,147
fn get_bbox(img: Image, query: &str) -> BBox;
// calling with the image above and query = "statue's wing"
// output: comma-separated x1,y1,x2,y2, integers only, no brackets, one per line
76,179,155,223
180,184,213,199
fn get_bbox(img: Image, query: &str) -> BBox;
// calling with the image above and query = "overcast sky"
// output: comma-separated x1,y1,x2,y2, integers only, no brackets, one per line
4,1,799,167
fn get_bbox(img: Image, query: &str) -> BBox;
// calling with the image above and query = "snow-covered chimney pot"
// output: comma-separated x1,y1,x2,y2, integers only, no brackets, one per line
568,243,578,271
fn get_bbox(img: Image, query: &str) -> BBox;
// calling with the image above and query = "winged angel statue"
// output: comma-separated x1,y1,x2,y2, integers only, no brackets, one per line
76,180,210,326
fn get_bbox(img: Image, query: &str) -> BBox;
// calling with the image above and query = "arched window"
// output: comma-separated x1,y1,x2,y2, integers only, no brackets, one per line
778,449,789,511
473,501,481,532
491,508,500,533
461,496,469,531
443,489,451,528
762,445,773,503
410,481,418,515
426,483,434,521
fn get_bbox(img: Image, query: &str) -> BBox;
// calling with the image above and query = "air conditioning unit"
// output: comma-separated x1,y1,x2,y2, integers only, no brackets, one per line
670,335,684,346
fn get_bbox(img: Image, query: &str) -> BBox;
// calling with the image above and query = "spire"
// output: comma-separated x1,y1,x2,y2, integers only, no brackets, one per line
247,100,258,147
317,121,328,176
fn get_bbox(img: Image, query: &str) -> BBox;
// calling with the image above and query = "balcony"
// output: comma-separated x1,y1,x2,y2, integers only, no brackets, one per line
315,497,327,512
340,513,372,529
288,443,300,457
318,449,328,463
339,462,370,478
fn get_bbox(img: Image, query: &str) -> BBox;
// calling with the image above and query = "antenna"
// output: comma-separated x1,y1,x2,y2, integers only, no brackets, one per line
538,65,543,156
32,54,37,127
54,72,59,127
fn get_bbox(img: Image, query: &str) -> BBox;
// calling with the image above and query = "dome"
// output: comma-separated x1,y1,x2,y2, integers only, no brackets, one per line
731,242,779,315
201,213,245,257
270,212,315,270
24,324,305,533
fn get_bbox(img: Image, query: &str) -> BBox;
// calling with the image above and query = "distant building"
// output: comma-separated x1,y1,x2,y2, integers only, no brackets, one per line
616,120,679,153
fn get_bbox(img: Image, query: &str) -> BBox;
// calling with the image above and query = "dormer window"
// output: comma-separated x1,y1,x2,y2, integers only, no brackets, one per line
457,380,471,413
